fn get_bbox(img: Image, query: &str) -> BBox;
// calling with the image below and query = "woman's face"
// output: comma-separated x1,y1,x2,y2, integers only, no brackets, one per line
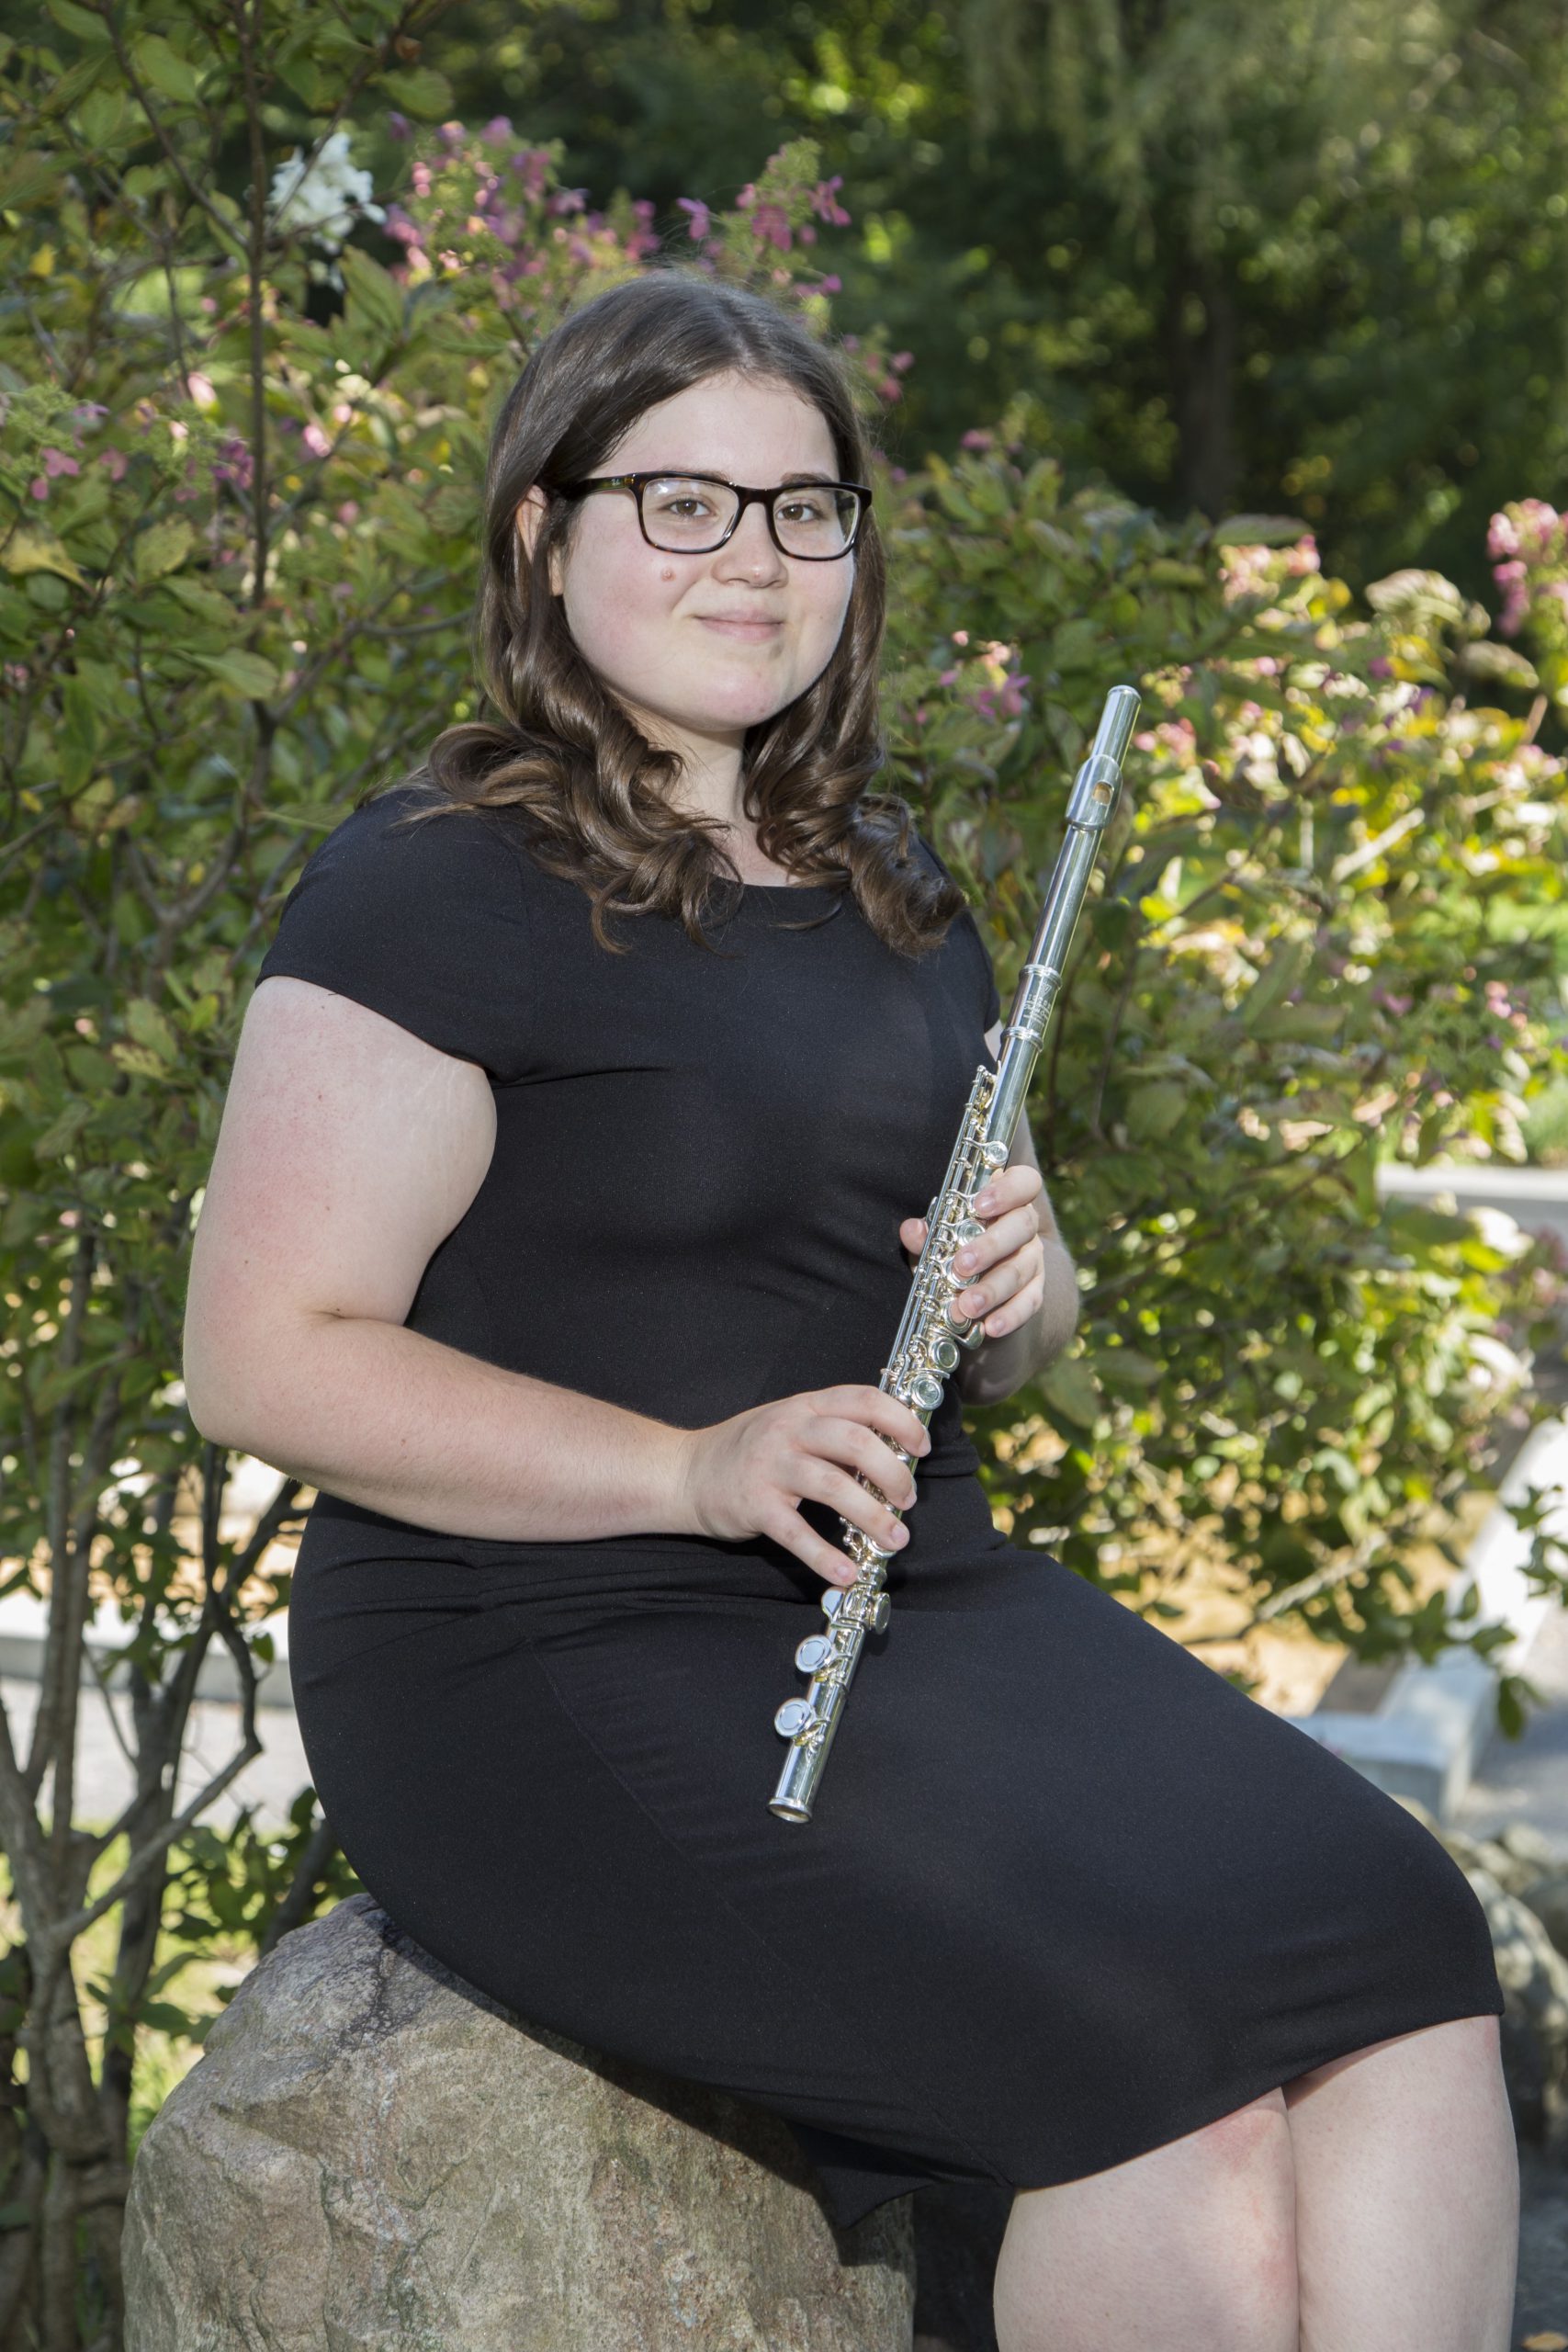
516,368,856,764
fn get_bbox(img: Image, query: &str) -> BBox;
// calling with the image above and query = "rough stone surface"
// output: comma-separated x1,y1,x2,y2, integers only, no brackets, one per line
123,1894,914,2352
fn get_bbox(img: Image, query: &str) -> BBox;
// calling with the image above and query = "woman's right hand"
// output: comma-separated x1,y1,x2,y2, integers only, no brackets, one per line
672,1385,931,1587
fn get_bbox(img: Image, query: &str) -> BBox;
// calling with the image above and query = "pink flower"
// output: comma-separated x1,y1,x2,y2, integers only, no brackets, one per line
336,500,359,524
816,273,841,293
99,445,128,481
677,197,710,241
481,115,513,145
301,422,332,458
212,435,253,491
960,428,993,450
810,175,850,225
28,476,49,500
40,446,79,477
750,201,792,251
411,160,433,198
1486,510,1518,559
511,150,550,199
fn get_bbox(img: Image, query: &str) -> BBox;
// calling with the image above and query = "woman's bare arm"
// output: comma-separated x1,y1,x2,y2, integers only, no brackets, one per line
953,1106,1080,1407
183,977,696,1541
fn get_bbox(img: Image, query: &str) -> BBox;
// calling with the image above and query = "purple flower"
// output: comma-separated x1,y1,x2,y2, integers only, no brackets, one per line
677,197,712,241
746,200,791,251
481,116,513,145
810,174,851,225
387,111,412,141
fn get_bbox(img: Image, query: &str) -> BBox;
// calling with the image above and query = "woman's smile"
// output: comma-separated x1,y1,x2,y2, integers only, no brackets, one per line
696,615,784,640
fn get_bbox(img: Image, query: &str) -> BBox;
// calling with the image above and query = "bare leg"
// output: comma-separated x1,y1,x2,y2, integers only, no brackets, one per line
1284,2015,1518,2352
991,2089,1299,2352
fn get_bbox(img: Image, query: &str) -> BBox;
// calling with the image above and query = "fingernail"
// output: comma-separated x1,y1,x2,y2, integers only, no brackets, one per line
974,1192,996,1213
954,1249,976,1271
891,1524,908,1545
964,1291,987,1314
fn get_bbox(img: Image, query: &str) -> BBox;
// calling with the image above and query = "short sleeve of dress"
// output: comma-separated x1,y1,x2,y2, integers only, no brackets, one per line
255,785,535,1084
914,831,1002,1034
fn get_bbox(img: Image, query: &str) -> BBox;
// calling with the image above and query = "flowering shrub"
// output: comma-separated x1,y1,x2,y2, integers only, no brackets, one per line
878,434,1567,1674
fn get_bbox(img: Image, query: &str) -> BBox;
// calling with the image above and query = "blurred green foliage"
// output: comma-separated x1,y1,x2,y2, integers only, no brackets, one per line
423,0,1568,614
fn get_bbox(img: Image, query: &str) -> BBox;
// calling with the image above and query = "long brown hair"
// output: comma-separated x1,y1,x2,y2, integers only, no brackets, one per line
380,263,964,956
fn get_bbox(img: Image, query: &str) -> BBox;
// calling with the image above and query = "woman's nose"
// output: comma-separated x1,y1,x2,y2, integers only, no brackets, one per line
716,498,787,577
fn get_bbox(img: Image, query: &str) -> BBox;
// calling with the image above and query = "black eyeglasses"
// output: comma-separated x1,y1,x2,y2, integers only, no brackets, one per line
556,471,871,561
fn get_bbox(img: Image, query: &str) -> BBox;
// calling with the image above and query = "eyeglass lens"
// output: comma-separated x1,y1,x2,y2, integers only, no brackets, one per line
640,477,858,557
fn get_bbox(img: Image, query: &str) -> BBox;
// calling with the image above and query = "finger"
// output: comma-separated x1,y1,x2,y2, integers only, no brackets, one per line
795,1456,911,1555
900,1215,927,1247
825,1385,930,1460
954,1242,1044,1328
975,1266,1045,1339
810,1418,919,1509
759,1497,863,1588
951,1204,1038,1283
971,1163,1043,1219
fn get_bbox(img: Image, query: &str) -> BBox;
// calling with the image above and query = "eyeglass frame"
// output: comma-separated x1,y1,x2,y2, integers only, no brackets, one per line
554,471,873,561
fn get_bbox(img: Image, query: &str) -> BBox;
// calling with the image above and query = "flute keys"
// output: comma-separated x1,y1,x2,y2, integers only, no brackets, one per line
820,1587,844,1619
795,1633,831,1674
928,1335,959,1372
909,1372,942,1411
774,1697,814,1737
868,1592,890,1634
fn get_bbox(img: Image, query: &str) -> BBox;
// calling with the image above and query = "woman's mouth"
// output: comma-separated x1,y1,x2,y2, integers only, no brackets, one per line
697,616,784,640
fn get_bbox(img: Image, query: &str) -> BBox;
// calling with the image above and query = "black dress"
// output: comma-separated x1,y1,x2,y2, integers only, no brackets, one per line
256,782,1504,2230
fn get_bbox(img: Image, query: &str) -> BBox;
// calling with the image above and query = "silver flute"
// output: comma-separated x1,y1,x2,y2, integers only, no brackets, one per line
769,682,1142,1823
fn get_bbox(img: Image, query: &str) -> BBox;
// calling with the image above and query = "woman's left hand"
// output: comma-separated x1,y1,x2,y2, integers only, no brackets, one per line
898,1162,1046,1341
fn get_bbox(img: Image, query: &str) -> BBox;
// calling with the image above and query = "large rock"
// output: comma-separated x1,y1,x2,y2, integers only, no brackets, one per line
124,1893,915,2351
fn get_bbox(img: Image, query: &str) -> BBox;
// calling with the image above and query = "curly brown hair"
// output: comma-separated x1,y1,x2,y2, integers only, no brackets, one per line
378,263,964,956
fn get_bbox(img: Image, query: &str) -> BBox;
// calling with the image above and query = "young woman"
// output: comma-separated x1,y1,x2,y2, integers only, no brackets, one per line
183,268,1517,2350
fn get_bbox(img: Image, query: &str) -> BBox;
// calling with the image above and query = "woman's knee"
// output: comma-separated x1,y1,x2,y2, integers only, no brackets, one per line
995,2089,1298,2351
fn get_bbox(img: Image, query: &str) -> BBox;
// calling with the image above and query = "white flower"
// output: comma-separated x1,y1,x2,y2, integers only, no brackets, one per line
266,130,386,254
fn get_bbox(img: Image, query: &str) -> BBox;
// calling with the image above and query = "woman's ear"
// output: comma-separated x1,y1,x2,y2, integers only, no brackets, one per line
515,487,564,595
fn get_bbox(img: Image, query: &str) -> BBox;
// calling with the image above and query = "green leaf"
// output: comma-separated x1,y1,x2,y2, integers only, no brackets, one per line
189,649,280,699
338,243,403,340
133,519,193,583
1124,1079,1187,1140
1246,1002,1342,1045
124,1001,178,1065
1210,514,1311,548
1040,1353,1101,1430
1240,938,1312,1030
48,0,112,44
34,1100,91,1159
380,64,454,119
2,525,86,587
130,34,201,103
